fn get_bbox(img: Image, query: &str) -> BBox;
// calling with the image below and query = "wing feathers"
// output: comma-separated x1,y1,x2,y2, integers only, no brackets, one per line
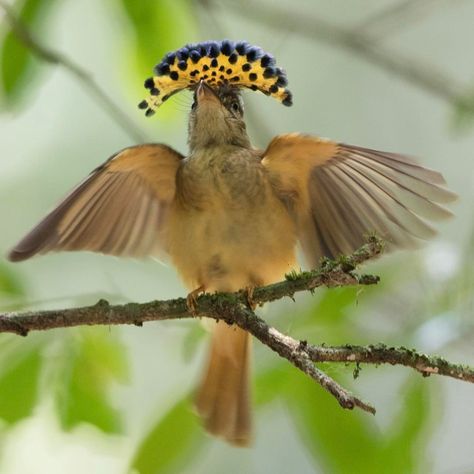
348,154,453,220
262,134,456,266
8,144,183,261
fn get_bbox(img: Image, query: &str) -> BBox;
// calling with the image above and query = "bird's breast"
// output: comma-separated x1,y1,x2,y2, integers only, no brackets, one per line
167,147,297,291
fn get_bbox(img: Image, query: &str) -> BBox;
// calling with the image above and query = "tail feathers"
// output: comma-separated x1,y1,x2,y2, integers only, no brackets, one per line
195,323,252,446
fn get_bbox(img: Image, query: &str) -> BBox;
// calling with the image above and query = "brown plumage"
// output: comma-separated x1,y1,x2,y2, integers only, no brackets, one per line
8,81,456,446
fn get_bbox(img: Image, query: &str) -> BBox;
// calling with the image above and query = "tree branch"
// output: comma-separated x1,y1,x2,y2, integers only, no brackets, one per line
0,1,146,143
216,0,471,110
1,237,473,414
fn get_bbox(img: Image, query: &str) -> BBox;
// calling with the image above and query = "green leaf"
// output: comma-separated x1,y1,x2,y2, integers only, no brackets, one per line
285,369,432,473
54,328,128,433
119,0,198,78
0,344,42,424
118,0,198,118
130,396,205,474
379,379,432,474
255,361,292,406
451,88,474,132
0,0,57,105
0,262,25,305
287,369,377,473
310,286,360,324
181,323,206,363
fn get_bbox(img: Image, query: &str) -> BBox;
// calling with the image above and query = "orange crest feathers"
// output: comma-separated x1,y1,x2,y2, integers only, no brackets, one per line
138,40,293,117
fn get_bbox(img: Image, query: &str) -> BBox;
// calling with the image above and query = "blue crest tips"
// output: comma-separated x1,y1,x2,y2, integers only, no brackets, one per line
139,40,293,116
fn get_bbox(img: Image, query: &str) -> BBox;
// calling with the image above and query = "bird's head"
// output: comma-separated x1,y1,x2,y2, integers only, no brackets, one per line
138,40,293,151
187,81,250,150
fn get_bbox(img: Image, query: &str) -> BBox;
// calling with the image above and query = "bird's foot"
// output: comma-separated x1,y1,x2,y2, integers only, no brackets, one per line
244,286,257,311
186,286,205,315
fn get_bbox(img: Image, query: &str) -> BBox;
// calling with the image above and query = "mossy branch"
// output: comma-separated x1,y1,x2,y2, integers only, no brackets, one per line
0,237,472,415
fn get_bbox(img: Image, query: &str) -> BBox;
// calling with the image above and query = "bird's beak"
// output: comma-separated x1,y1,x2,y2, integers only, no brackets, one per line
196,80,220,107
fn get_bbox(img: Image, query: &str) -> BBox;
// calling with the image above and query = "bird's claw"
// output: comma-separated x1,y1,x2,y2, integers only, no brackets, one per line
186,286,204,315
245,286,256,311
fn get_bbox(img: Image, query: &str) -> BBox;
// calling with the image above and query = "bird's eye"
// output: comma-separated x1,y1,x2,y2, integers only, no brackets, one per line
191,101,197,110
231,102,240,114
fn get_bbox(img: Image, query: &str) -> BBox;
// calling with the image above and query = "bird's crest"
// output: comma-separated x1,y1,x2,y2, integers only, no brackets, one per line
138,40,292,117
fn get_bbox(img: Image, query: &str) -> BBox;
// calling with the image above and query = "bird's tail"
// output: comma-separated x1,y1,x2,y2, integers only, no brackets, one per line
195,323,252,446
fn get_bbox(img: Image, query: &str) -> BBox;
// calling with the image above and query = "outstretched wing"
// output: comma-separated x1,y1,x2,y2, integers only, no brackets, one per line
8,144,183,261
261,133,457,268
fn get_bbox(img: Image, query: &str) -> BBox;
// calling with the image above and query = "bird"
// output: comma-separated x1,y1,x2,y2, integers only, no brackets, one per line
7,40,457,446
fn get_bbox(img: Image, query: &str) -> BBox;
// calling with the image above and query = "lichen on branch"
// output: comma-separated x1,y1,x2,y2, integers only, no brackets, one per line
0,236,472,414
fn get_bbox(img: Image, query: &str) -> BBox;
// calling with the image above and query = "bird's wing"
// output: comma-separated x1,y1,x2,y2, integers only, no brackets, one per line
8,144,183,261
261,133,457,268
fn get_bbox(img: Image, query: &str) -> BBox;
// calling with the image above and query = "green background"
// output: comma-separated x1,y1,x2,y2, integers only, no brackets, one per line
0,0,473,473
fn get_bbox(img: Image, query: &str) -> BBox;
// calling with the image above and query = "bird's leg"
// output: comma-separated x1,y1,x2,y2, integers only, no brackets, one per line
186,285,205,315
244,286,257,311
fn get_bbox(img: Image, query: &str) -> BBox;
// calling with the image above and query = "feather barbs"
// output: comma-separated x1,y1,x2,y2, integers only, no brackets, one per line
138,40,292,117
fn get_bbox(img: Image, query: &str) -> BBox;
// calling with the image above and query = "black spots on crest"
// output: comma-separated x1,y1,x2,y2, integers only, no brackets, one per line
220,40,234,56
282,90,293,106
269,84,278,94
276,75,288,87
235,41,249,55
228,53,238,64
263,67,276,78
209,42,220,58
145,41,293,114
190,50,201,63
165,52,176,65
145,108,155,117
177,49,189,61
144,77,154,89
246,46,262,62
155,63,170,76
260,54,275,68
138,100,148,109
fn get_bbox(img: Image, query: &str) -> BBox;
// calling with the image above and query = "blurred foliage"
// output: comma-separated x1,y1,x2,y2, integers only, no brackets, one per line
0,261,25,308
118,0,198,81
0,0,57,106
0,336,42,425
53,328,128,433
131,396,205,474
452,88,474,133
0,1,473,473
287,370,432,474
0,0,198,113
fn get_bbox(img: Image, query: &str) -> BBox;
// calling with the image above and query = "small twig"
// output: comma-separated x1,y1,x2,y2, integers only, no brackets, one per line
0,236,384,336
354,0,449,40
0,238,473,415
218,0,471,109
0,1,146,143
305,343,474,383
